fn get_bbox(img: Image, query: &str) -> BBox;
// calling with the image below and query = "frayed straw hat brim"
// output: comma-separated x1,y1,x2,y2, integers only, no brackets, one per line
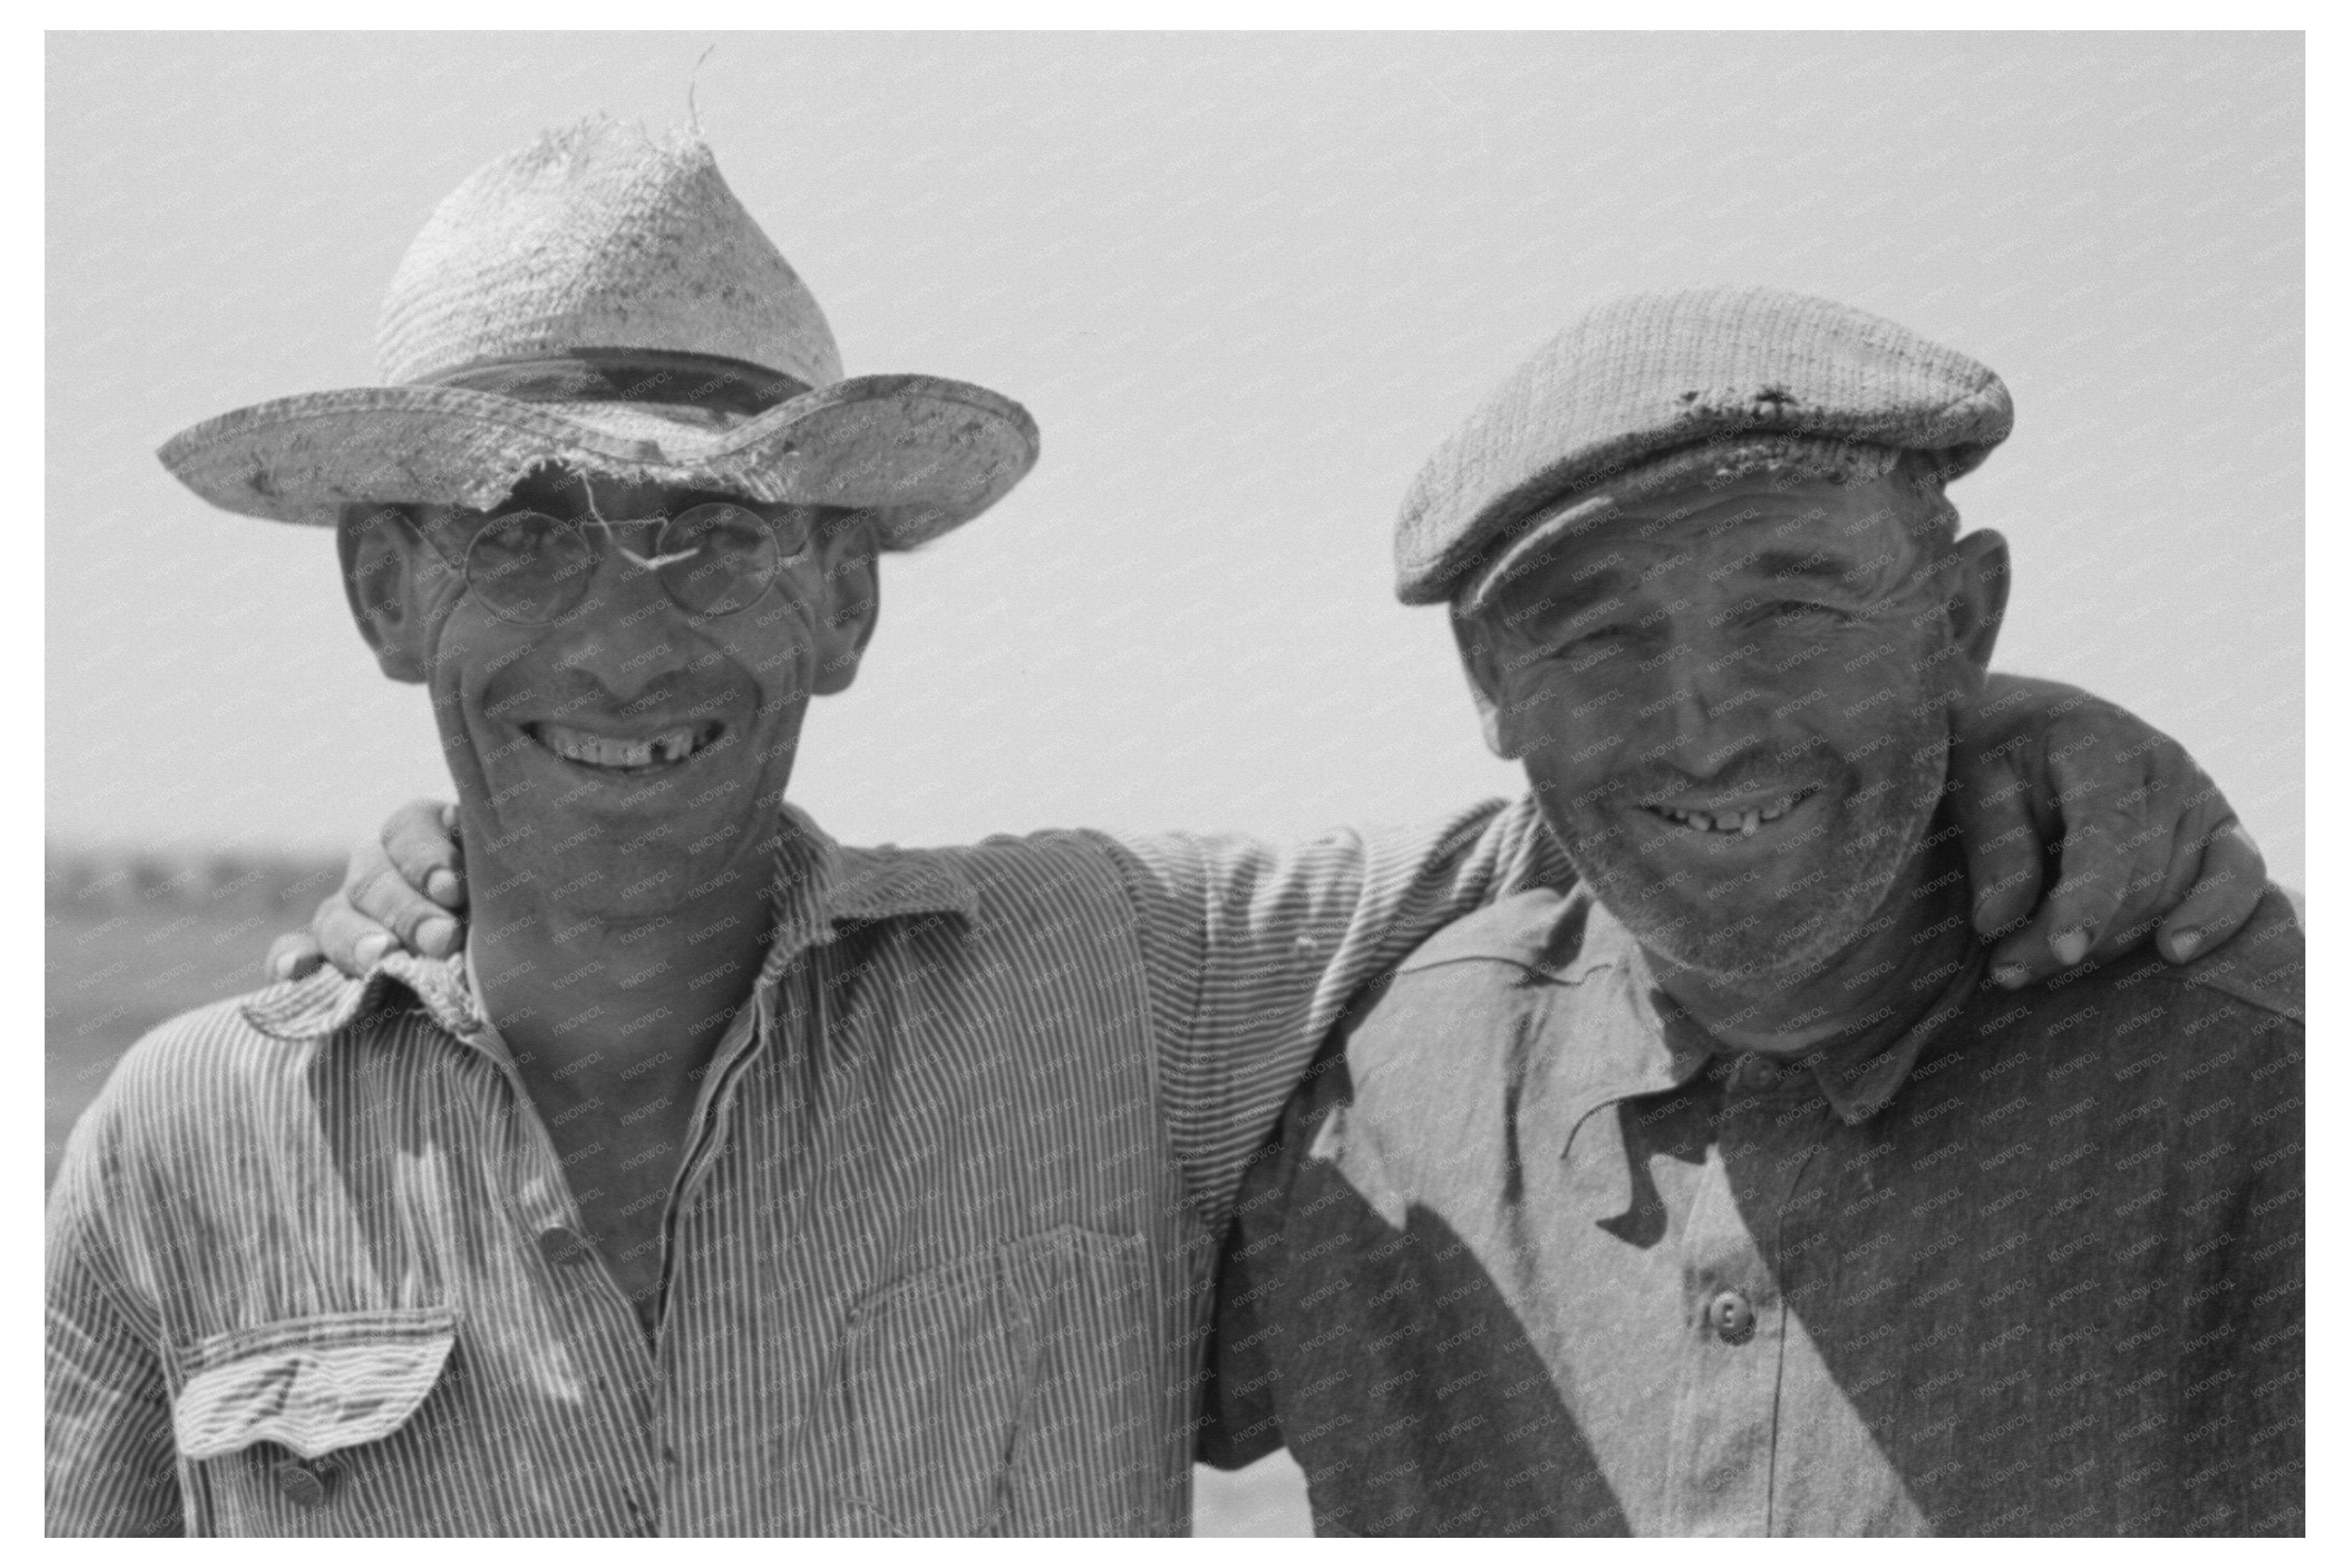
160,373,1039,549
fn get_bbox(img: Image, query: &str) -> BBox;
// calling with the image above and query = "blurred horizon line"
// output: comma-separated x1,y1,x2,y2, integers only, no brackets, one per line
46,838,343,919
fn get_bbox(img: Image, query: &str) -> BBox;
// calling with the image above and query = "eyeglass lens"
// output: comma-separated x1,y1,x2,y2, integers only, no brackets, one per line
463,504,804,625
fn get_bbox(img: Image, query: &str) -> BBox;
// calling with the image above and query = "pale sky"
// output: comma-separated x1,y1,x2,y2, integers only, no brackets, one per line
46,32,2304,887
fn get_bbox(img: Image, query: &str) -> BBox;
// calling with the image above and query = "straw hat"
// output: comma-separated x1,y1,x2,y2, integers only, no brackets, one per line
159,118,1039,547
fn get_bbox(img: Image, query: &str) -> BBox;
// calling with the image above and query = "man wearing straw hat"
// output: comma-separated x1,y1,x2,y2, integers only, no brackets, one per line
48,123,2261,1536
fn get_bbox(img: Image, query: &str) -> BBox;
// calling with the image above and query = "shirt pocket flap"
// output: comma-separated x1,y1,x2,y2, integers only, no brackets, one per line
169,1307,460,1463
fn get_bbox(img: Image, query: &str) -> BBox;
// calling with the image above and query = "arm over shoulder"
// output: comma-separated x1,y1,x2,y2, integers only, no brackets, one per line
1096,795,1567,1228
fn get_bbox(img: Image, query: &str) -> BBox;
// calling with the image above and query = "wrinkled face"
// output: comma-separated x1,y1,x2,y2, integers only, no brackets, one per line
1464,473,1992,983
347,469,878,926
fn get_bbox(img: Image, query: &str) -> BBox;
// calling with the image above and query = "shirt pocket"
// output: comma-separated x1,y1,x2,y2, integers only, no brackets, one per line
167,1306,469,1535
843,1226,1157,1536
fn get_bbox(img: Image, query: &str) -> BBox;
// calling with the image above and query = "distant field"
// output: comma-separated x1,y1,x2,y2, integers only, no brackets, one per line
45,846,342,1187
40,842,1313,1535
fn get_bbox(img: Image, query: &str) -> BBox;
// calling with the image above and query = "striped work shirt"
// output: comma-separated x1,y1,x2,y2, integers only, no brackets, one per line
47,798,1565,1536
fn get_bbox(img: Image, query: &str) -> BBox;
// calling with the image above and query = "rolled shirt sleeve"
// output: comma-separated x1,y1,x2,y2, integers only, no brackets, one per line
1099,792,1566,1232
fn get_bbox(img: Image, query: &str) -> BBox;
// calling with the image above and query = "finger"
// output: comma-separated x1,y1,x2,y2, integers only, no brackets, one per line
1987,772,2133,985
343,832,463,959
2094,814,2206,966
1950,746,2043,941
383,798,467,909
311,891,399,979
2038,801,2139,956
2082,780,2210,967
2156,820,2267,962
265,931,326,983
345,855,462,959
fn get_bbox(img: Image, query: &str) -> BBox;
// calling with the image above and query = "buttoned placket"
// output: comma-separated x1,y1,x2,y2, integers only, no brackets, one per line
443,1008,668,1529
1655,1055,1831,1535
435,917,800,1523
457,955,816,1535
645,908,836,1531
1372,905,2000,1538
464,827,838,1531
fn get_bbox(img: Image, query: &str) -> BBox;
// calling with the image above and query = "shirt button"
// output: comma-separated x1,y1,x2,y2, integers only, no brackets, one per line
272,1457,333,1510
1710,1288,1757,1345
1737,1055,1781,1090
537,1225,592,1268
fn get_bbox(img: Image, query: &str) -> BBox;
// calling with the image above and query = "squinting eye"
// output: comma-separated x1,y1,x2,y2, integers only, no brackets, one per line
668,504,771,556
1766,601,1848,628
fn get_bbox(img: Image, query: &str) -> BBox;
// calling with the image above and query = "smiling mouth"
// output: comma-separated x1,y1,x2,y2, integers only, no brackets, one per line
523,719,725,774
1640,785,1821,838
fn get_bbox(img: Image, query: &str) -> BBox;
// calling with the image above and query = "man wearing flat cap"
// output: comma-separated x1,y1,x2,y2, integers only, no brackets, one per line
50,119,2262,1537
1203,287,2304,1536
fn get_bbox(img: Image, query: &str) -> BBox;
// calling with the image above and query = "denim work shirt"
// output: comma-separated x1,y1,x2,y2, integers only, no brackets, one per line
46,799,1567,1537
1204,885,2304,1535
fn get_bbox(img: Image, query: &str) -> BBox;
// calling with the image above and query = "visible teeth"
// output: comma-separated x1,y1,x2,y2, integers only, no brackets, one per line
1654,791,1808,835
537,723,707,771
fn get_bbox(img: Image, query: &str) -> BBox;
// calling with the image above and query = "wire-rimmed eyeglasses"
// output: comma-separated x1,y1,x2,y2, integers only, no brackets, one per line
450,498,813,626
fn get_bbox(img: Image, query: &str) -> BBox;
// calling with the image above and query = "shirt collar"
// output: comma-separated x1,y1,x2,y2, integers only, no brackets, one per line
1549,896,1989,1130
1782,943,1988,1124
1792,831,1995,1121
242,804,980,1048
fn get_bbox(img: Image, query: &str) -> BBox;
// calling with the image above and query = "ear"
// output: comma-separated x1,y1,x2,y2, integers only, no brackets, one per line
809,513,882,697
1448,604,1518,759
337,504,449,684
1942,528,2010,674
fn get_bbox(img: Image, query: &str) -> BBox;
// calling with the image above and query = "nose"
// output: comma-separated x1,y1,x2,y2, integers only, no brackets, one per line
528,536,701,703
1649,631,1775,779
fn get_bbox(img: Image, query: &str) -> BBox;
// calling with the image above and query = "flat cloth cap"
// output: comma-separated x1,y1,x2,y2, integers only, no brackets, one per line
1394,286,2013,605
